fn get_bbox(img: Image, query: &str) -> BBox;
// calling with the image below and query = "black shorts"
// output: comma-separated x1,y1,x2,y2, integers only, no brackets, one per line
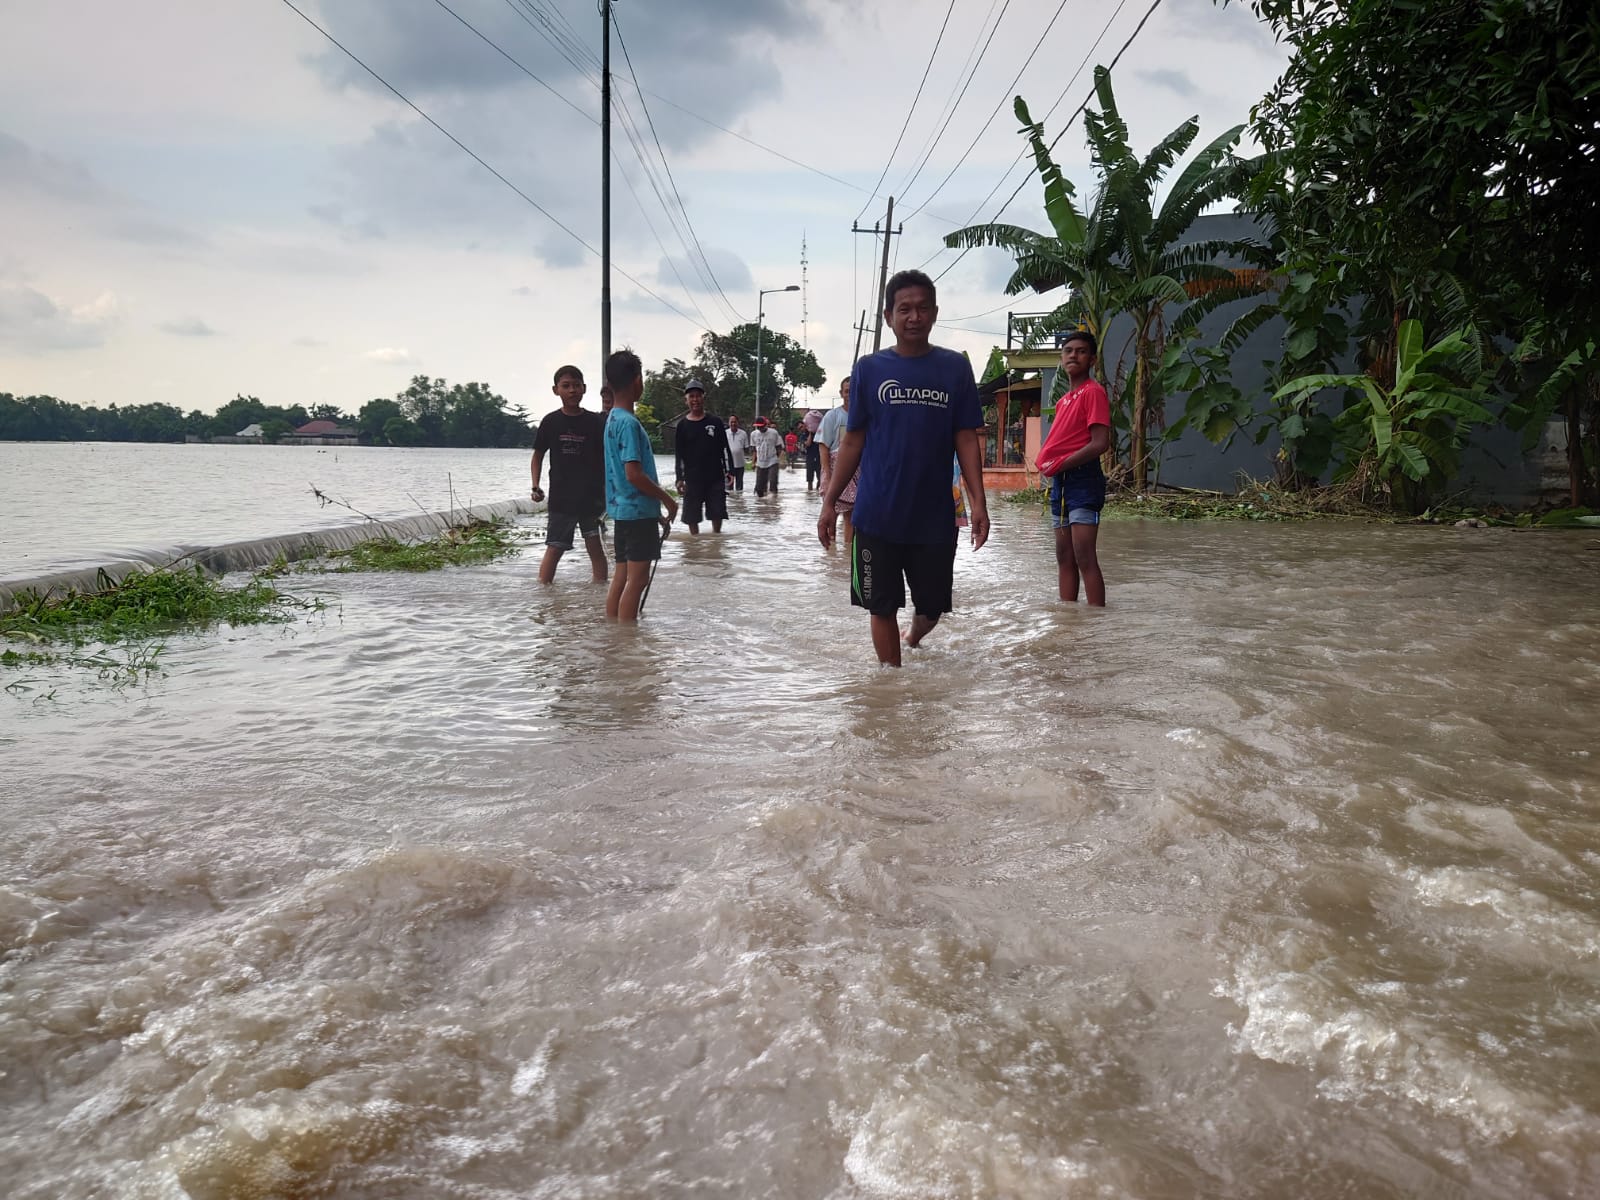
681,477,728,525
545,510,602,550
613,518,662,563
850,530,957,620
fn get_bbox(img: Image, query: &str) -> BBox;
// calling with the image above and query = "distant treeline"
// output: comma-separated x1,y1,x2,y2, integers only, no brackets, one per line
0,375,536,448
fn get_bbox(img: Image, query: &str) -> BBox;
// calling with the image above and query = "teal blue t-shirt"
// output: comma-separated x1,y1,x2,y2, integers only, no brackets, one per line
604,407,661,521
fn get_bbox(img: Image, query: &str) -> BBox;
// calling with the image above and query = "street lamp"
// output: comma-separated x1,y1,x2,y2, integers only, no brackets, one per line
754,284,799,427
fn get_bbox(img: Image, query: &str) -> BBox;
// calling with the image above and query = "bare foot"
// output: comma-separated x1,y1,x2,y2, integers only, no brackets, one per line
904,615,937,648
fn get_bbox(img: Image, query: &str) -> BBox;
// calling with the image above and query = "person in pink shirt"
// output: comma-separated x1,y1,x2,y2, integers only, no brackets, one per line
1035,331,1112,605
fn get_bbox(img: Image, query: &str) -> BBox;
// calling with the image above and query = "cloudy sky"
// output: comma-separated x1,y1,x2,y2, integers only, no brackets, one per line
0,0,1288,422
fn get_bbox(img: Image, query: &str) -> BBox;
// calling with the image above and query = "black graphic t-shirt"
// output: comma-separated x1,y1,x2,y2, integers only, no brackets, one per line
674,414,734,484
533,408,606,517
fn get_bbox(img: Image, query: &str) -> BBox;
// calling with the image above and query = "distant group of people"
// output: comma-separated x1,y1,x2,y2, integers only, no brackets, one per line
528,268,1112,663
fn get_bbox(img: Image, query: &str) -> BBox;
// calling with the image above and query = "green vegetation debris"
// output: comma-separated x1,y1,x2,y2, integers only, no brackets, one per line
1,564,320,688
315,517,529,573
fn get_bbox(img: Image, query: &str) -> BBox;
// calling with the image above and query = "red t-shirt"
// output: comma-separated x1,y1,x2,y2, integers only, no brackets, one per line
784,432,799,453
1035,378,1111,475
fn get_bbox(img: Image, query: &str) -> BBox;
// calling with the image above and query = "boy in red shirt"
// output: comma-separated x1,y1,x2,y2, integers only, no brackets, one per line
1034,331,1112,605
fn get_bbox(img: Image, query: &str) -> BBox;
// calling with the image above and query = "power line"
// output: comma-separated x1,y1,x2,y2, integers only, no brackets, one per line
611,88,735,319
901,0,1074,221
471,0,727,322
611,128,717,330
892,0,1013,206
853,0,960,223
461,0,737,325
611,11,749,324
932,0,1166,283
503,0,600,80
918,0,1133,268
943,296,1020,323
275,0,712,332
431,0,593,123
430,0,717,326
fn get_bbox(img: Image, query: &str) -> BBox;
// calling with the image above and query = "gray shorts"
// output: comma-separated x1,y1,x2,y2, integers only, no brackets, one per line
546,511,602,550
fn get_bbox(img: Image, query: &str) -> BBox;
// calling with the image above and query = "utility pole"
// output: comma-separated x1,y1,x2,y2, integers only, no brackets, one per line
600,0,612,368
850,197,903,353
850,309,869,364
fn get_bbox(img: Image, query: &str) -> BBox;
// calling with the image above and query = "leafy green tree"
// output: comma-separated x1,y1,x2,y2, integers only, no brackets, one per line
357,397,404,444
643,357,697,423
979,347,1007,385
1222,0,1600,501
0,393,88,440
261,417,294,444
382,415,421,446
208,394,269,438
691,324,825,429
399,375,449,443
119,403,190,443
309,402,346,423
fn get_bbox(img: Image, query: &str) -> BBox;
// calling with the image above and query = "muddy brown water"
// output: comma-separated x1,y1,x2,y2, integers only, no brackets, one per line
3,471,1598,1198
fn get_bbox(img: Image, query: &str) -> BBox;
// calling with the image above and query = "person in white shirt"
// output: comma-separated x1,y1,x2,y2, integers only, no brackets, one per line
815,376,853,545
725,414,751,491
750,416,785,497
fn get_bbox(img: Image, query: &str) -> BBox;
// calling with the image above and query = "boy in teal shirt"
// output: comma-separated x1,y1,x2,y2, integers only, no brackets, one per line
602,349,678,621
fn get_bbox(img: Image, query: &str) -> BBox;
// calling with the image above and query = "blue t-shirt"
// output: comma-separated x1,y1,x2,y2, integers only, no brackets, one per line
604,407,661,521
847,345,983,543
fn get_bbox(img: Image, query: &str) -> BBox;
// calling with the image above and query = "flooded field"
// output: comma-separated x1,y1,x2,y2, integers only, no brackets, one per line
2,452,1598,1197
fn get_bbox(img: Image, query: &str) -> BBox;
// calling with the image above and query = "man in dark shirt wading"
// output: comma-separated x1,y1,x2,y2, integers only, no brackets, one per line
673,379,736,534
817,269,990,666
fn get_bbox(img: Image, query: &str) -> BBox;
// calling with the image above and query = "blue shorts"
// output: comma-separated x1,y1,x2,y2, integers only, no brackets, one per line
1050,463,1106,528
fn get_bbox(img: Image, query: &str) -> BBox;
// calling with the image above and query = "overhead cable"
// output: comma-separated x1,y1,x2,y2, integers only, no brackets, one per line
275,0,712,331
901,0,1074,221
853,0,960,223
612,12,749,323
917,0,1132,268
891,0,1013,206
933,0,1166,283
431,0,594,122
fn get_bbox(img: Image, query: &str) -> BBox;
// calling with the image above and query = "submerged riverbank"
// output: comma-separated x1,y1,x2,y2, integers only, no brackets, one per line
3,484,1597,1197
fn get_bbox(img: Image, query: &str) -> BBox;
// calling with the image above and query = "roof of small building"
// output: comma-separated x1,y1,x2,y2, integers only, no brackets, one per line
294,419,349,435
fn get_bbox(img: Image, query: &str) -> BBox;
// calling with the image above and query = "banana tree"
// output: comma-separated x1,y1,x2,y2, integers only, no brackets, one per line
942,95,1124,393
1272,320,1493,509
945,68,1257,489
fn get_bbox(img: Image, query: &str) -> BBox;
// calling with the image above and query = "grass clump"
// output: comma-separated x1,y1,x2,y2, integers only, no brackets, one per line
2,566,315,646
1,565,320,689
318,517,529,573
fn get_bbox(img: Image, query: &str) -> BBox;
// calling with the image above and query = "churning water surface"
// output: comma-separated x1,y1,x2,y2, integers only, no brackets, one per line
2,444,1599,1198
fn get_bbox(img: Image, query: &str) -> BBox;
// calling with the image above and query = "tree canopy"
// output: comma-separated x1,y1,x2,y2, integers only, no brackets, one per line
0,378,533,449
645,324,826,430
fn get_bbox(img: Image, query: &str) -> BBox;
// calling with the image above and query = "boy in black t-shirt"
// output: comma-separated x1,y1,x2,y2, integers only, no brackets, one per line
530,365,608,583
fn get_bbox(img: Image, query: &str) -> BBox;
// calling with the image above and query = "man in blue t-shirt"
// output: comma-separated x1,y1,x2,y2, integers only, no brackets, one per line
817,269,990,666
603,348,678,622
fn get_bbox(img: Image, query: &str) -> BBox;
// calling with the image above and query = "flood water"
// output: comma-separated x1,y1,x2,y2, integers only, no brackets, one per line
0,442,536,580
3,445,1599,1198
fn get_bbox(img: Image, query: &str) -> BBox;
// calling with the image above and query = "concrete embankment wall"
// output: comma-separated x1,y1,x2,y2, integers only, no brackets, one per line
0,498,541,613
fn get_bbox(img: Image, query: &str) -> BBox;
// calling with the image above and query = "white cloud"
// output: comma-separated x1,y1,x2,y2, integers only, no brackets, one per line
0,284,119,353
363,346,418,365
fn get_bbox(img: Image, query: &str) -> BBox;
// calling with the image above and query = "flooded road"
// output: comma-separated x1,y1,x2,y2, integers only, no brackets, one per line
3,479,1598,1198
